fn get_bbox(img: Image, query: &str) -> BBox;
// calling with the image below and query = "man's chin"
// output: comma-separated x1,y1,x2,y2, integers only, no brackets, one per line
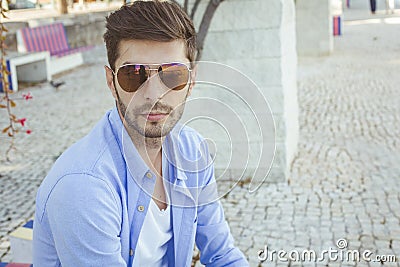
129,125,172,139
143,127,172,138
124,113,181,139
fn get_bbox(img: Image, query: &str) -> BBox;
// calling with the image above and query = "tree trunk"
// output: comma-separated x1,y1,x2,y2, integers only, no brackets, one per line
196,0,224,61
184,0,189,13
190,0,201,19
58,0,68,14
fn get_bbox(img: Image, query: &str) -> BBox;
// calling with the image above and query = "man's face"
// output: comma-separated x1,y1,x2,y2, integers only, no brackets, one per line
105,40,195,138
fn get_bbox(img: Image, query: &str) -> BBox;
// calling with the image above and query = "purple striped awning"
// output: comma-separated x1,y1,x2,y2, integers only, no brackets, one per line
19,23,93,57
20,23,70,56
0,263,33,267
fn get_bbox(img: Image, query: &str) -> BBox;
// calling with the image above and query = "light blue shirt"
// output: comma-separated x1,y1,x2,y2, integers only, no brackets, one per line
33,107,248,266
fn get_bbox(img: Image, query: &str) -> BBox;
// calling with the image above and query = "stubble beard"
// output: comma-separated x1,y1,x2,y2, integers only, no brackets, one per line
116,91,186,148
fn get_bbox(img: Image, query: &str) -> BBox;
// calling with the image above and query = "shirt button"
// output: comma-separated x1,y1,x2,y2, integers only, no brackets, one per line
146,172,152,179
129,248,134,256
137,205,145,212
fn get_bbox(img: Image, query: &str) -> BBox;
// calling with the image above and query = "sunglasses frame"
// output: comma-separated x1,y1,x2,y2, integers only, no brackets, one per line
109,62,193,93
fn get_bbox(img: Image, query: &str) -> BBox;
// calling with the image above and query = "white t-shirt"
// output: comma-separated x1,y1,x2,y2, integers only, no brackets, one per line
132,198,172,267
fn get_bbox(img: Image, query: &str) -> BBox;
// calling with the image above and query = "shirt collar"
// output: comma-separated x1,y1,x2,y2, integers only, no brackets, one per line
109,107,149,182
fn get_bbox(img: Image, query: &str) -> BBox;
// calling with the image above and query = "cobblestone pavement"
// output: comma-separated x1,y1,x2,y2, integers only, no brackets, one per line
221,7,400,267
1,6,400,267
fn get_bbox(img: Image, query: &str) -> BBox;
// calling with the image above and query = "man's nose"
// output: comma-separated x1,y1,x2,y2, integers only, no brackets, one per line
142,73,166,101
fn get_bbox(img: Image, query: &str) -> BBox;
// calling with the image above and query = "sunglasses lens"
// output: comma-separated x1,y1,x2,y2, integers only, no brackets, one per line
117,64,148,92
159,63,189,91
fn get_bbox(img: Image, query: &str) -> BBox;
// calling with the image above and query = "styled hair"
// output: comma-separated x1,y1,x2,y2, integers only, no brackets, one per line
103,0,197,71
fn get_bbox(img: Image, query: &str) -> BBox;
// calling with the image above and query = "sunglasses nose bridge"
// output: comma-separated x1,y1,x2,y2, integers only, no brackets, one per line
142,71,168,100
147,68,160,80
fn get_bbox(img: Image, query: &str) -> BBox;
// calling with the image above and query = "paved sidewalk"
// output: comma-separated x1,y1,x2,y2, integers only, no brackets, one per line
1,5,400,267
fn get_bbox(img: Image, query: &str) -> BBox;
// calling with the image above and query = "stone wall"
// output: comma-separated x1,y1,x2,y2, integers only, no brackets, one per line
296,0,333,56
181,0,299,184
4,22,29,52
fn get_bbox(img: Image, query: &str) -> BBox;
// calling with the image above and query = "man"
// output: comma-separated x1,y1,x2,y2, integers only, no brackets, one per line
33,1,248,266
370,0,377,14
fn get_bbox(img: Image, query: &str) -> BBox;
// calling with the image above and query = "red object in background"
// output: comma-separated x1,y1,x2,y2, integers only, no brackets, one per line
22,92,33,100
333,16,342,36
18,118,26,127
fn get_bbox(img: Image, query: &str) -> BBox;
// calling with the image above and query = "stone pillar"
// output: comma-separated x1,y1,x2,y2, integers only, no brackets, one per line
296,0,333,56
182,0,298,184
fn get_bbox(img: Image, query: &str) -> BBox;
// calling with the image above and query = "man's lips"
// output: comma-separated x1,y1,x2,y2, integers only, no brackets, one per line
141,113,168,121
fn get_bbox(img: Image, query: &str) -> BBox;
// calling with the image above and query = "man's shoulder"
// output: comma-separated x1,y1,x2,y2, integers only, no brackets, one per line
36,110,125,216
54,109,122,174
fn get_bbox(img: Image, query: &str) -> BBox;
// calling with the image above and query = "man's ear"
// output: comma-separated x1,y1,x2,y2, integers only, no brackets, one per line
187,65,197,97
104,65,118,100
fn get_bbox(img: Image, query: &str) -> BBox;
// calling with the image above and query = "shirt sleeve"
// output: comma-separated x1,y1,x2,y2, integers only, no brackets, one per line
194,164,249,266
44,173,127,267
195,199,249,266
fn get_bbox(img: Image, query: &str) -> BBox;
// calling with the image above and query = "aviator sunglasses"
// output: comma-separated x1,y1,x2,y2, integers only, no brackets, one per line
110,62,192,93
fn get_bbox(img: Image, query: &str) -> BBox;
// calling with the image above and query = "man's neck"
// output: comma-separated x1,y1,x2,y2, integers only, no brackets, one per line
136,136,163,171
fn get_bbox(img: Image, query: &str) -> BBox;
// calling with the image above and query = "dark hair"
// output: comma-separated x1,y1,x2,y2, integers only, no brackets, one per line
103,0,197,71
